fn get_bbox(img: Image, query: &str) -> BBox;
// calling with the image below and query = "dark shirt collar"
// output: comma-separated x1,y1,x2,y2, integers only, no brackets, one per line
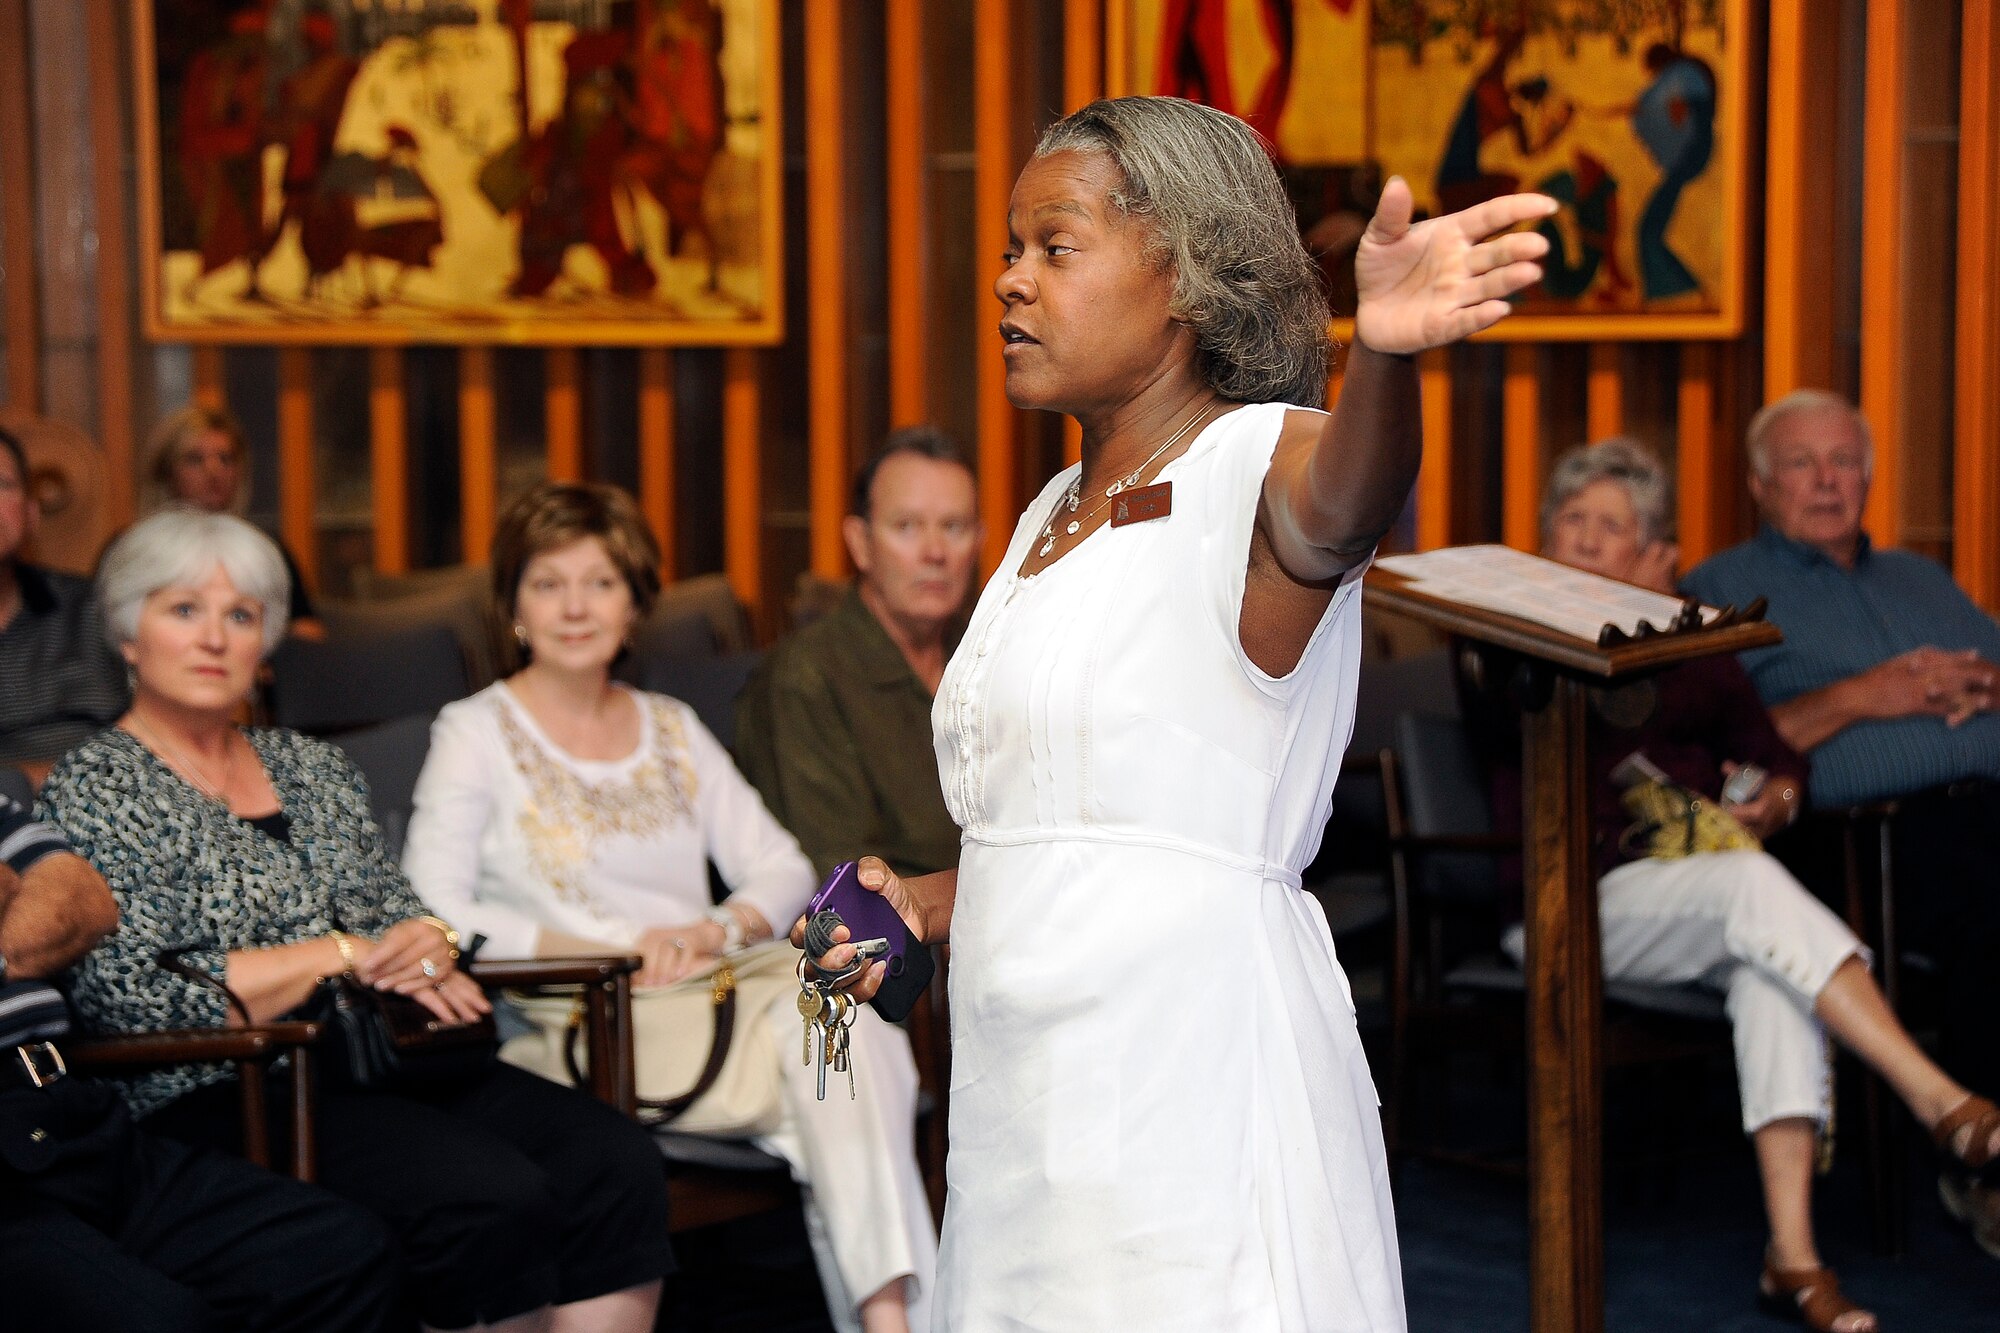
1754,523,1872,572
830,585,965,690
9,563,58,616
832,586,932,688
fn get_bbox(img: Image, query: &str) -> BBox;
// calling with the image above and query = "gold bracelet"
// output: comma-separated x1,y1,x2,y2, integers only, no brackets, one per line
328,929,358,973
417,914,462,962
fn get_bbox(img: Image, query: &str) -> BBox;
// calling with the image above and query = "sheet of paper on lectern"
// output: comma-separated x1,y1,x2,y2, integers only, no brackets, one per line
1372,546,1719,642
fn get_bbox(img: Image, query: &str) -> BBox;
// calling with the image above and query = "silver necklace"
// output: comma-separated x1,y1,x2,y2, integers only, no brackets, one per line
130,714,240,805
1038,402,1213,557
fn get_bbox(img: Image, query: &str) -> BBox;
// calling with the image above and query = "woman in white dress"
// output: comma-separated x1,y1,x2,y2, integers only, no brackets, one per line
402,482,936,1333
799,97,1555,1331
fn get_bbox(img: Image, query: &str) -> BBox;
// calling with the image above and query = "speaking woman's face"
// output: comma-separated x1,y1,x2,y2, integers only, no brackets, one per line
993,151,1191,417
123,564,266,716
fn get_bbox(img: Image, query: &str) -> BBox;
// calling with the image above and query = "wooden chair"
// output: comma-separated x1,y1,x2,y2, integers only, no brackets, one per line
1379,712,1735,1180
67,1022,326,1180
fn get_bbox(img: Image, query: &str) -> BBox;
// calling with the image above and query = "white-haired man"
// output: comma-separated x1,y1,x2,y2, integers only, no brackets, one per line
1684,390,2000,1209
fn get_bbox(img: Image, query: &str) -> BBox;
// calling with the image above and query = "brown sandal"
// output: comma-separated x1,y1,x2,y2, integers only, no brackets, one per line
1933,1093,2000,1172
1757,1262,1878,1333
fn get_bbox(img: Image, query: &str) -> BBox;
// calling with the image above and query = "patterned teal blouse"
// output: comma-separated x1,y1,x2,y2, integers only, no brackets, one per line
38,727,427,1117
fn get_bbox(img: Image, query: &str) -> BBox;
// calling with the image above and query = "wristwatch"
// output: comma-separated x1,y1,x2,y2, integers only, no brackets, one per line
706,905,746,954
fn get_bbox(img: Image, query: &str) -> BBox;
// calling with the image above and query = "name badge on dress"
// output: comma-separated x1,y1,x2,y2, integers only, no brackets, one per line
1109,481,1172,528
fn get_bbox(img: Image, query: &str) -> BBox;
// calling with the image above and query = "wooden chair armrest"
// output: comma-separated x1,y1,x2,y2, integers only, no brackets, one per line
68,1022,325,1072
467,955,642,988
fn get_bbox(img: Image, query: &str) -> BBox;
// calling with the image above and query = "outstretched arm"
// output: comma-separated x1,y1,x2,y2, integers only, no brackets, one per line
1260,180,1556,583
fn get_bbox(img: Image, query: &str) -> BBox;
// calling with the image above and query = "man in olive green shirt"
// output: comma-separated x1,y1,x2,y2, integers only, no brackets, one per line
738,428,980,878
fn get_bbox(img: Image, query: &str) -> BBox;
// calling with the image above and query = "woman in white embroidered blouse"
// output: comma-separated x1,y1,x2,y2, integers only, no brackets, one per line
402,482,935,1333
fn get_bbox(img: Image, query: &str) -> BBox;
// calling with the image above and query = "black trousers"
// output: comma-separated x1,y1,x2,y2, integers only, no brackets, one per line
0,1078,398,1333
1883,782,2000,1097
145,1061,674,1331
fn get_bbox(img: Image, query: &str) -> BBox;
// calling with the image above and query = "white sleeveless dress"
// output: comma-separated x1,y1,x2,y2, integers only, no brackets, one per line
931,402,1405,1332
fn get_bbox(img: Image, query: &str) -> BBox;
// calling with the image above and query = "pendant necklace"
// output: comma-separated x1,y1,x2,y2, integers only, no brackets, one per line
1038,401,1213,557
130,714,239,805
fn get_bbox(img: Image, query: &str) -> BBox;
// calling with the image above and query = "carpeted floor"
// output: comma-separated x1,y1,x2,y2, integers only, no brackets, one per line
660,1047,2000,1331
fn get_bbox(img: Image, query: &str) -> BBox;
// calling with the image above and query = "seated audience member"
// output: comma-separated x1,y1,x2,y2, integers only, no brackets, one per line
39,508,672,1333
143,405,324,639
737,427,979,878
1682,390,2000,1188
401,483,935,1333
0,425,128,782
1466,441,2000,1329
0,793,398,1333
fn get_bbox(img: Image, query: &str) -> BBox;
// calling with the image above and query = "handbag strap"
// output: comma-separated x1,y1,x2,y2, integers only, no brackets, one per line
157,949,254,1027
562,960,737,1125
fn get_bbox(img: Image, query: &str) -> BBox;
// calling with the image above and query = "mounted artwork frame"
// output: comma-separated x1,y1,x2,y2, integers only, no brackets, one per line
133,0,783,346
1108,0,1750,341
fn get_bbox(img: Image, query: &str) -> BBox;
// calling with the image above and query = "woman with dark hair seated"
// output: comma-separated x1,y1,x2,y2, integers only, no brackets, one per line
39,507,672,1333
1467,440,2000,1332
402,482,935,1333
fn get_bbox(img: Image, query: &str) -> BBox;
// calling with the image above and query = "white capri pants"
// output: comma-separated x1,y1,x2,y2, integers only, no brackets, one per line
753,1000,937,1333
1504,849,1867,1134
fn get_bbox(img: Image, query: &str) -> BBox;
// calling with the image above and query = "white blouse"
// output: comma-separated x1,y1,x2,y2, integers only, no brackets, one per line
402,682,816,958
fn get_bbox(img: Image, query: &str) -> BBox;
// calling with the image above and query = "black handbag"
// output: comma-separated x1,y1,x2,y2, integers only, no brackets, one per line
159,947,498,1092
306,971,498,1091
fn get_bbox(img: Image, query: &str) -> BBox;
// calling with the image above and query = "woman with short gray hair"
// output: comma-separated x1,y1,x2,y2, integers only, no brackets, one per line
41,508,674,1333
798,94,1558,1330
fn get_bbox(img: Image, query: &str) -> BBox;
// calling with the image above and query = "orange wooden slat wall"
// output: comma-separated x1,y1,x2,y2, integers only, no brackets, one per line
277,348,317,589
544,347,583,482
974,0,1017,574
1503,345,1541,550
886,0,929,428
1064,0,1101,111
458,347,496,565
1859,0,1906,547
1676,343,1720,567
639,348,677,582
84,0,134,527
1764,3,1843,397
806,0,849,577
723,348,763,615
1416,349,1452,551
0,0,39,415
1959,0,2000,612
369,347,408,574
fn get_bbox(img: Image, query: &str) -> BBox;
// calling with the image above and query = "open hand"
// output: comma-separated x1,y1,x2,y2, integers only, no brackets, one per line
1353,178,1557,354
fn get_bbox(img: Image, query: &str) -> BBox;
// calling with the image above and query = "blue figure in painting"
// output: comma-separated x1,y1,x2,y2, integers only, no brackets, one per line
1631,41,1717,301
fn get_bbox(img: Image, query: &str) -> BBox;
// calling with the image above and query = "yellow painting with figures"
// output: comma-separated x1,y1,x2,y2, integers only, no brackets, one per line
135,0,783,345
1116,1,1746,339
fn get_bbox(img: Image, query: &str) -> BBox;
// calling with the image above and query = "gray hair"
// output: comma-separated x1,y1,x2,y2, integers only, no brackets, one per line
1542,437,1674,546
1745,389,1874,480
99,508,291,657
1035,97,1330,408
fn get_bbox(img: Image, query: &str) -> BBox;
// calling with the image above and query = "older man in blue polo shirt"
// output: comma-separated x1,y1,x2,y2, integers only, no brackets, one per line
1685,390,2000,1199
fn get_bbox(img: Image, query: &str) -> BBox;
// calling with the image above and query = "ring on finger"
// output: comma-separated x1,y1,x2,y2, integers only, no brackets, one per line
420,957,439,979
673,937,687,951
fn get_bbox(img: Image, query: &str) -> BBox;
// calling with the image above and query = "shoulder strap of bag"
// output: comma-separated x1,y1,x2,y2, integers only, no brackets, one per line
157,949,255,1027
562,960,737,1125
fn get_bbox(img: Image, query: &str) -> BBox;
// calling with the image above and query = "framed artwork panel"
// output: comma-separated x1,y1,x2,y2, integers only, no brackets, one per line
1112,0,1750,341
134,0,783,345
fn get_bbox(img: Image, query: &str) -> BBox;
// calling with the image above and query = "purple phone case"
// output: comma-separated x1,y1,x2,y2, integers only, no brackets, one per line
806,861,934,1021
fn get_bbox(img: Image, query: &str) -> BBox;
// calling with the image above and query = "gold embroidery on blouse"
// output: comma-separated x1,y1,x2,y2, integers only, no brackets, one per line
497,695,700,910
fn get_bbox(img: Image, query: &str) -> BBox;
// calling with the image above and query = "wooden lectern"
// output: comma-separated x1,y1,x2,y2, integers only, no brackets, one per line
1364,564,1781,1333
